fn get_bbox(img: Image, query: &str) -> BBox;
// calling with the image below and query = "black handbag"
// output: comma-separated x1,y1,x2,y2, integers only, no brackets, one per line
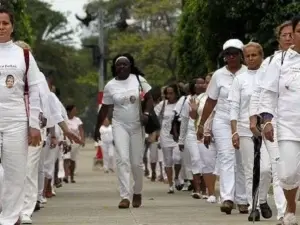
170,96,187,142
135,75,161,134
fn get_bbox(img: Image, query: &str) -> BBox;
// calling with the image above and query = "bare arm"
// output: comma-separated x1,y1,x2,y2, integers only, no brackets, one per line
198,98,217,128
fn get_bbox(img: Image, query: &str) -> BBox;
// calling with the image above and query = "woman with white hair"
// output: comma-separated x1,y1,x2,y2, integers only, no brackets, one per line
197,39,248,214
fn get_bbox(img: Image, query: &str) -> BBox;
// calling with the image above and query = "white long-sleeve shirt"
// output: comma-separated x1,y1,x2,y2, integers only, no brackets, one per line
206,65,247,121
0,41,44,129
228,69,257,137
249,50,282,117
259,48,300,141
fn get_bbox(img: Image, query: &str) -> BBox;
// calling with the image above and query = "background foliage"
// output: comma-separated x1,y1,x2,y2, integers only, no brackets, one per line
7,0,300,135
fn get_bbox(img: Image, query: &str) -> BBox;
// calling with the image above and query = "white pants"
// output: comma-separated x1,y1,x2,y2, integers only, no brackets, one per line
212,118,247,204
112,122,144,200
199,143,217,174
37,146,46,202
162,146,182,167
181,146,193,180
149,142,158,163
185,134,202,174
264,134,286,219
239,137,271,210
44,143,59,180
101,142,115,170
0,122,28,225
58,150,65,178
0,164,4,210
22,146,42,217
277,140,300,190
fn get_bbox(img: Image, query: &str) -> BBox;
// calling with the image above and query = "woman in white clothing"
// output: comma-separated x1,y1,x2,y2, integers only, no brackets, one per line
180,78,207,199
0,7,45,225
259,15,300,225
155,83,182,193
100,117,115,173
197,39,248,214
229,42,273,222
249,21,293,224
94,54,153,209
189,74,217,203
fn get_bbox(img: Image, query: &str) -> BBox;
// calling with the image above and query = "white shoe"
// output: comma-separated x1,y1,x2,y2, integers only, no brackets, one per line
206,195,217,203
21,214,32,224
40,197,47,204
52,189,56,196
182,181,190,191
202,195,209,199
168,186,175,194
283,213,298,225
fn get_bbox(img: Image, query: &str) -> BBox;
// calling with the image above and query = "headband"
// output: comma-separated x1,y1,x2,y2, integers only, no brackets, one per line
115,56,130,64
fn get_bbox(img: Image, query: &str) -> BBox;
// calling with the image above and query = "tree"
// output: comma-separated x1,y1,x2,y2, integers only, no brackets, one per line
83,0,182,86
176,0,300,79
0,0,33,44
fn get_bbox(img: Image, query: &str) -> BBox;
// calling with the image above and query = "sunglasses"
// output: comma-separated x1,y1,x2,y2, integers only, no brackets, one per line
224,50,240,56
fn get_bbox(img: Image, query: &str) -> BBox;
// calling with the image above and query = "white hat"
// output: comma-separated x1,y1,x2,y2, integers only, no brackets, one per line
223,39,244,51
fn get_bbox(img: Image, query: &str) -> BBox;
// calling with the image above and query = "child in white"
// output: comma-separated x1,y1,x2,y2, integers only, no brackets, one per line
100,117,115,173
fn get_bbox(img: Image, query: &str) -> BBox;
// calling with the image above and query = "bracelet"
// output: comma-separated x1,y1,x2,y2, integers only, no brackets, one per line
232,131,238,138
144,112,150,116
262,121,272,131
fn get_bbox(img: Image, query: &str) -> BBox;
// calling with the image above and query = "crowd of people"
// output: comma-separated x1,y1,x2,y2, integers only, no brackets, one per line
94,15,300,225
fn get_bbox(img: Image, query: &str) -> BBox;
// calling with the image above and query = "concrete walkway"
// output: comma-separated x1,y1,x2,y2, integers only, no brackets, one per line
33,142,299,225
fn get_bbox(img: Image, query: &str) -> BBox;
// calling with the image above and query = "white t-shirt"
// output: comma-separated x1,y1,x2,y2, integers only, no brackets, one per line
154,100,177,148
102,74,151,125
67,117,83,137
206,65,247,121
0,41,44,123
228,69,257,137
100,125,113,144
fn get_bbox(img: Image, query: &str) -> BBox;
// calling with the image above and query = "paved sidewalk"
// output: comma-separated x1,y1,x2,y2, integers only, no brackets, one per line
33,143,298,225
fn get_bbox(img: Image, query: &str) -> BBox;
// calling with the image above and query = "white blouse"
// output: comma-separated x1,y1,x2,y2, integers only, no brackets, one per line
229,69,257,137
259,48,300,141
206,65,247,121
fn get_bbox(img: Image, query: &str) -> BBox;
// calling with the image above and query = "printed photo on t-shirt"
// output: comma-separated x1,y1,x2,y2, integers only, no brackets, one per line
129,95,136,104
5,75,14,88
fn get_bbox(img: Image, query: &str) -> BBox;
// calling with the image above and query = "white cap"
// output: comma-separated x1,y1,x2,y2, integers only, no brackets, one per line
223,39,244,51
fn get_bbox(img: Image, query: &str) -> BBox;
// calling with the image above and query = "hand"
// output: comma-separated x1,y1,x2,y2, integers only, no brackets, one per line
196,125,204,141
64,130,83,145
250,116,261,137
29,127,41,147
179,144,184,152
50,136,58,149
204,135,211,148
232,132,240,150
263,122,274,142
189,97,199,112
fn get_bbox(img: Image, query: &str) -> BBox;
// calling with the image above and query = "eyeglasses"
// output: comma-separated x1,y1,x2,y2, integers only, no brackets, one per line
224,50,240,56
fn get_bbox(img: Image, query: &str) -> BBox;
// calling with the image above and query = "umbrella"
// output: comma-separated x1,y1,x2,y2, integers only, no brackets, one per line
250,116,263,223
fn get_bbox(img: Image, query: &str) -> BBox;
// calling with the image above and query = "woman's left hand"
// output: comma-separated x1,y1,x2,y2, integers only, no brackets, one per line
29,127,41,147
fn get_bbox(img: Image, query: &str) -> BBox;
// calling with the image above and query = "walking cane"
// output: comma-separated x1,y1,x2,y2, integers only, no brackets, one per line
251,116,263,223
